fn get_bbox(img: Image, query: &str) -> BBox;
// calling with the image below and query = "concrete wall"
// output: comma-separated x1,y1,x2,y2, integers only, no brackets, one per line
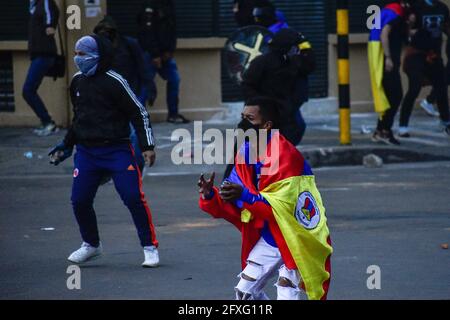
0,0,225,127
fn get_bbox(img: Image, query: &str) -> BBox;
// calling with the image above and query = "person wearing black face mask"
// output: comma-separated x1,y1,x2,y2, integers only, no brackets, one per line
198,96,332,301
252,0,277,28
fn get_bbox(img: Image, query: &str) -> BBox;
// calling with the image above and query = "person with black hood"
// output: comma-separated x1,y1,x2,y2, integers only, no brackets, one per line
242,27,315,146
48,35,160,268
248,1,313,145
94,16,150,172
233,0,257,27
24,0,60,136
137,0,189,124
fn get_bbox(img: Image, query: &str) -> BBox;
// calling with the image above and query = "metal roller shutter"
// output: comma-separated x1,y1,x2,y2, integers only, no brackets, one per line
107,0,216,38
0,0,28,41
108,0,329,102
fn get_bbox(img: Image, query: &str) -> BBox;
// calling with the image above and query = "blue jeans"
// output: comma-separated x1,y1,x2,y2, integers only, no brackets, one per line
142,52,180,117
22,57,55,125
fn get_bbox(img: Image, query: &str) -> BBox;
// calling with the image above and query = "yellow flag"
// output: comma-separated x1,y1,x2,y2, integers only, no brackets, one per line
261,176,332,300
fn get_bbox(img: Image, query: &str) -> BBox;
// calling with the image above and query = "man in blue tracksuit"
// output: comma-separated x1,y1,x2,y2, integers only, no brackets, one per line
49,35,159,267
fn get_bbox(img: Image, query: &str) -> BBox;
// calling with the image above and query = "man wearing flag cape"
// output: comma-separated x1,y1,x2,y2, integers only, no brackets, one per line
198,96,332,300
368,0,410,145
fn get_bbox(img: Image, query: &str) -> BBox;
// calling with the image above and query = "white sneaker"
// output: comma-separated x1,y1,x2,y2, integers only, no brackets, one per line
34,122,59,136
142,246,159,268
68,242,103,264
420,99,439,117
398,126,410,138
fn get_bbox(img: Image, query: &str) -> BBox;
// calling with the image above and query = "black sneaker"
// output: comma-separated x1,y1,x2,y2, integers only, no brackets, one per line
373,130,400,145
371,130,382,142
167,114,190,124
445,125,450,137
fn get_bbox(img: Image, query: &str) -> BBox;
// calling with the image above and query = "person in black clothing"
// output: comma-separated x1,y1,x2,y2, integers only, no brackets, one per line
24,0,60,136
371,0,410,145
137,0,189,124
399,0,450,137
48,35,160,267
94,16,150,172
421,37,450,115
233,0,257,27
241,28,315,146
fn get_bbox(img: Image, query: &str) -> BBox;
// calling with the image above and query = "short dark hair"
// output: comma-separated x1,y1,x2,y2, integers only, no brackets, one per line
244,96,282,129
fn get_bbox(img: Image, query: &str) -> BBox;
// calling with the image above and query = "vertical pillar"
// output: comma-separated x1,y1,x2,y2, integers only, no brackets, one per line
336,0,351,145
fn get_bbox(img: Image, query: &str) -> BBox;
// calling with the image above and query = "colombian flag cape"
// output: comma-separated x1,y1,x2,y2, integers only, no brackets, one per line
235,133,333,300
368,3,405,115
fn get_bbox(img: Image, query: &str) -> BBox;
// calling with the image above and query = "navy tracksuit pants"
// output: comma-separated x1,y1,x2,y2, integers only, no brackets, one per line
71,144,158,248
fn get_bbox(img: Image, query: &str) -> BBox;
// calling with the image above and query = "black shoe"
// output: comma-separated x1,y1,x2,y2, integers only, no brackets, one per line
373,129,400,145
445,125,450,137
167,114,190,124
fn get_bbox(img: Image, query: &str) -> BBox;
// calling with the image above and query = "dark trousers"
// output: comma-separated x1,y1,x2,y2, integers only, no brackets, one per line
22,57,55,125
377,67,403,131
426,62,450,104
142,52,180,117
71,144,158,248
400,55,450,127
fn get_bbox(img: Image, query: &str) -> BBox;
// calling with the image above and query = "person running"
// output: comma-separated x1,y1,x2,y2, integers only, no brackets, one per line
24,0,60,136
399,0,450,137
368,0,409,145
419,32,450,117
49,35,159,267
198,96,332,300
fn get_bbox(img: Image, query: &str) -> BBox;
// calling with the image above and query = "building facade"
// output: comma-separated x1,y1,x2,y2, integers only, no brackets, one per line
1,0,449,126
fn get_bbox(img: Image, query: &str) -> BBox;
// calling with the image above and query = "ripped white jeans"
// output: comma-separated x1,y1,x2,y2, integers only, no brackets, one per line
235,237,303,300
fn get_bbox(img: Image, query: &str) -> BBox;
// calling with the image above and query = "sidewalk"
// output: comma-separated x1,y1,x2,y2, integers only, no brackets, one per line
0,108,449,178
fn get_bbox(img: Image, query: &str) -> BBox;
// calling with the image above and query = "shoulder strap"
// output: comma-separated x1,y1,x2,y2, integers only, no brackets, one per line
56,21,64,56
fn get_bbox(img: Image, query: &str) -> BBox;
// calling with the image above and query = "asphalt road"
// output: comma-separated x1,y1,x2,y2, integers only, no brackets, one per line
1,161,449,299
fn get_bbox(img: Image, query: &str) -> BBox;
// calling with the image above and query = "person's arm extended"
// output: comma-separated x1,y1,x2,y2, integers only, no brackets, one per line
199,187,243,229
381,23,394,72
